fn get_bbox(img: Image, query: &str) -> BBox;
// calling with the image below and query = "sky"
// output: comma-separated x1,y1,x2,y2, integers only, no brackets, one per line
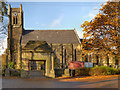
8,2,106,38
0,1,107,55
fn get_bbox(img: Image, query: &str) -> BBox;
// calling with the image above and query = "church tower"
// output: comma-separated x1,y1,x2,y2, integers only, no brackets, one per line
7,4,23,66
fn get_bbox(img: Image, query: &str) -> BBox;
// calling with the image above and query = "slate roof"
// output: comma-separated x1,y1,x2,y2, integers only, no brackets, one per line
22,30,80,45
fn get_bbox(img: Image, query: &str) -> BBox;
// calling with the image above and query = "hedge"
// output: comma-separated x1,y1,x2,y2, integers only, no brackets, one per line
75,67,91,76
75,66,120,76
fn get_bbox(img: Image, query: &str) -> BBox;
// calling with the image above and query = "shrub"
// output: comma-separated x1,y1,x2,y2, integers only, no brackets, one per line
55,69,64,77
2,66,6,76
89,66,106,76
2,69,5,76
75,67,91,76
89,66,120,76
75,66,120,76
10,69,21,76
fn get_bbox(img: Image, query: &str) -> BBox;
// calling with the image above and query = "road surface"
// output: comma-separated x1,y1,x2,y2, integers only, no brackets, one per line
2,75,120,88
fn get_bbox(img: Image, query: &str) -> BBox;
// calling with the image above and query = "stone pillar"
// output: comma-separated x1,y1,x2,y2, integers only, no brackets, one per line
109,55,115,67
52,53,54,71
2,54,7,68
92,53,96,66
50,43,52,70
45,60,48,76
49,53,55,78
20,4,22,13
103,56,107,66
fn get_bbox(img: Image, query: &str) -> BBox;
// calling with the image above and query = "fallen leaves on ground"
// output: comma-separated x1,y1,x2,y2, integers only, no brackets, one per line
57,75,119,82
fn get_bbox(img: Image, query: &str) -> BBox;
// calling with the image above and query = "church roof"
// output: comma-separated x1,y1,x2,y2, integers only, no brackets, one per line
22,29,80,45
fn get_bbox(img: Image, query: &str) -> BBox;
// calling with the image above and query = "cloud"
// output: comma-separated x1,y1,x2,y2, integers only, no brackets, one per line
41,24,46,26
0,37,7,55
35,22,39,25
88,13,96,19
50,14,64,27
76,30,83,39
85,7,99,20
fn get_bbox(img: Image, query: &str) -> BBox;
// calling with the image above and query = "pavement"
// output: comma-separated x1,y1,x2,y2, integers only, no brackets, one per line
2,75,120,88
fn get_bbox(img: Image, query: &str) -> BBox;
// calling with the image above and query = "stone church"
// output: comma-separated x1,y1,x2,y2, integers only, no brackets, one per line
2,4,120,78
3,4,82,78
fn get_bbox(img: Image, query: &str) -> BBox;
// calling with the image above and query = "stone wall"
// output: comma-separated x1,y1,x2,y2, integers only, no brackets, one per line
21,51,53,77
48,43,82,68
83,52,119,67
2,54,7,68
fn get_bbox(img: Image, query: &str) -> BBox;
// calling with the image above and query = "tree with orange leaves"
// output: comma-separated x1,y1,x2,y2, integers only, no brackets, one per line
81,1,120,62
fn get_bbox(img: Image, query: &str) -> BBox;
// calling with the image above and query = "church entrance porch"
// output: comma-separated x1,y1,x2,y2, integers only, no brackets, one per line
21,41,55,78
29,60,46,77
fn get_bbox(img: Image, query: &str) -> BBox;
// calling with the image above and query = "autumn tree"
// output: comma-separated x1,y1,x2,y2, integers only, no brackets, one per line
81,1,120,61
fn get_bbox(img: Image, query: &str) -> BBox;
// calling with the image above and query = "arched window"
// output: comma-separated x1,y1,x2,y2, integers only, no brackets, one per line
107,55,109,66
75,49,76,61
71,44,73,61
13,17,18,24
61,44,63,68
64,49,66,64
13,17,15,24
115,56,118,65
96,56,99,65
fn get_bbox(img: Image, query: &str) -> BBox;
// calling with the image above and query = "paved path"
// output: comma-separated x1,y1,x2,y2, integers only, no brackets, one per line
2,75,120,88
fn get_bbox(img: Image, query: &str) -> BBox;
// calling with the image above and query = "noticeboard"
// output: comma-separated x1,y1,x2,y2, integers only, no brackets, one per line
69,61,85,69
69,61,93,69
85,62,93,67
